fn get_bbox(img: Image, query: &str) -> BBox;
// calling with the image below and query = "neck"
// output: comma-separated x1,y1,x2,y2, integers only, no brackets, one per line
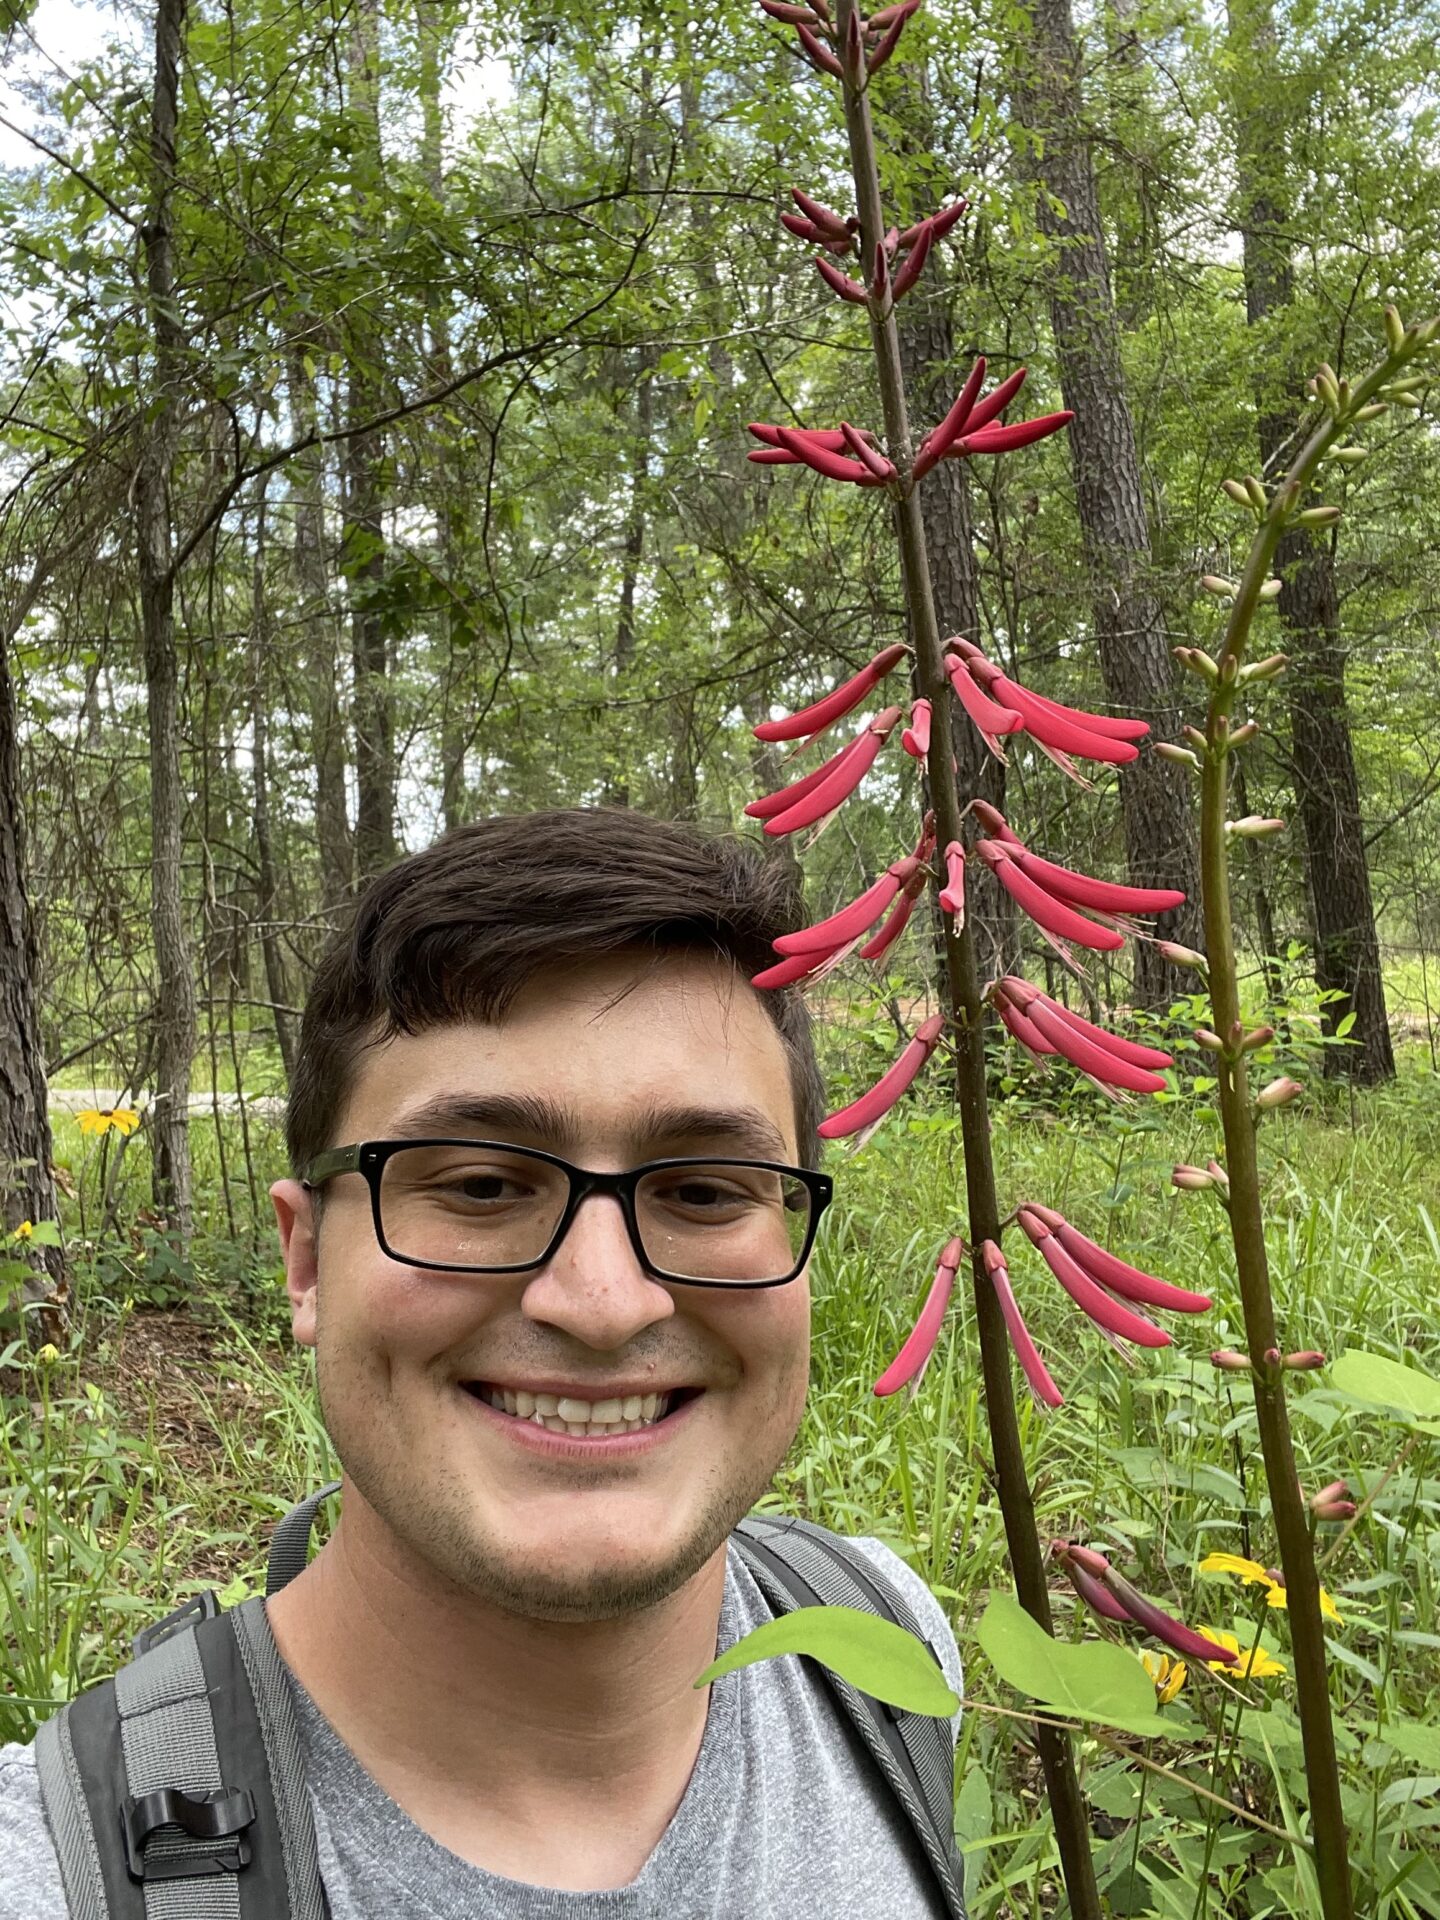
265,1495,727,1880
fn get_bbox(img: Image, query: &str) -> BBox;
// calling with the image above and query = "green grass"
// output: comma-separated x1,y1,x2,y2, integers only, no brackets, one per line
5,1064,1440,1917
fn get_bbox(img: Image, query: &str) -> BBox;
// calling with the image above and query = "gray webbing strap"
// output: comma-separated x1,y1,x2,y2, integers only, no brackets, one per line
113,1628,241,1920
264,1482,341,1597
35,1707,109,1920
734,1514,967,1919
229,1600,327,1919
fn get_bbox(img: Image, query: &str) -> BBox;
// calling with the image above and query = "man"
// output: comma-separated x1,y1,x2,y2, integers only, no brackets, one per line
2,808,963,1916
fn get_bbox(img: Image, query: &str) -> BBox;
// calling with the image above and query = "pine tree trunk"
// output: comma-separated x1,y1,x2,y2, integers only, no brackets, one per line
1010,0,1202,1006
1227,0,1394,1082
249,483,296,1079
137,0,196,1241
287,348,353,908
346,0,396,881
0,606,64,1336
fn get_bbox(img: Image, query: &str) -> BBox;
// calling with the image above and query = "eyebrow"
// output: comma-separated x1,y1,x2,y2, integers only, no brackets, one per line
387,1092,792,1161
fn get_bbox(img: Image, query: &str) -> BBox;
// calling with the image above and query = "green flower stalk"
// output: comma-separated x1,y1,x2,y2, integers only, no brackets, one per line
1188,306,1440,1920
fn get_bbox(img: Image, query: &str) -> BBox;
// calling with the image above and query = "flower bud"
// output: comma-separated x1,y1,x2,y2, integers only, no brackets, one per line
1245,476,1268,511
1183,725,1208,752
1350,402,1387,422
1172,1164,1216,1192
1263,1346,1283,1368
1222,477,1253,507
1283,1350,1326,1371
1240,1024,1275,1053
1211,1349,1252,1372
1174,646,1220,683
1296,505,1342,527
1228,721,1260,746
35,1343,60,1367
1226,815,1286,839
1201,574,1238,598
1205,1159,1230,1191
1389,390,1424,408
1256,1075,1303,1111
1326,446,1368,466
1157,940,1207,971
1312,1493,1358,1523
1194,1028,1225,1051
1385,304,1405,352
1155,741,1201,770
1239,651,1289,682
1218,652,1239,686
1257,579,1283,601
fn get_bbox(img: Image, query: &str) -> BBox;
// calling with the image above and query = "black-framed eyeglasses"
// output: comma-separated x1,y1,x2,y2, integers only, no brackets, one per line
302,1140,833,1290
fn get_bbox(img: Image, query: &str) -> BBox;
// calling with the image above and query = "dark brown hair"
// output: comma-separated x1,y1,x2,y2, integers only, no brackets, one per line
286,808,824,1174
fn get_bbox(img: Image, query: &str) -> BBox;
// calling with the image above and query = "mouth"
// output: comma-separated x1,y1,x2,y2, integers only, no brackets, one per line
460,1382,702,1438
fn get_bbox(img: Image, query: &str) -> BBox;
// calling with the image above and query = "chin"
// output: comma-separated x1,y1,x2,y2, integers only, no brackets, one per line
446,1509,735,1623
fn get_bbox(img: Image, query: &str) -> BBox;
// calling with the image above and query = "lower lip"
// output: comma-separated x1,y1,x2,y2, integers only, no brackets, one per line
457,1387,703,1459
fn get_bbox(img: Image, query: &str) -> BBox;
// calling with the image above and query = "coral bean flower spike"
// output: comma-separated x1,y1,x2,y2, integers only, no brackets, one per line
872,1237,961,1397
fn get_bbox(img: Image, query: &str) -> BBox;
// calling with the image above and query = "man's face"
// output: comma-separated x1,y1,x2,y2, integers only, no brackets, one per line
271,950,812,1624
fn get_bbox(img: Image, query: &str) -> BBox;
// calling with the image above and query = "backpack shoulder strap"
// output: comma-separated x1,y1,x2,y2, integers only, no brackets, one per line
35,1515,332,1920
733,1513,967,1920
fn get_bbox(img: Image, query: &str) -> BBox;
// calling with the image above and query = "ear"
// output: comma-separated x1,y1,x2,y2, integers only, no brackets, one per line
271,1179,319,1349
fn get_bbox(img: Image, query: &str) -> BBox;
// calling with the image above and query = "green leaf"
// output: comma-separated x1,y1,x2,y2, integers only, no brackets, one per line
1376,1718,1440,1770
693,1606,958,1717
976,1593,1178,1738
1329,1349,1440,1428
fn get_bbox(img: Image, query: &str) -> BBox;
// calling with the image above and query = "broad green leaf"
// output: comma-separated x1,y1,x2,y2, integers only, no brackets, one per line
976,1593,1178,1739
1329,1350,1440,1428
1377,1718,1440,1770
694,1605,958,1717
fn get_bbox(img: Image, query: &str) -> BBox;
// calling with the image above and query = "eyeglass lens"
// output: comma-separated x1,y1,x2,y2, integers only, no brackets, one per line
376,1144,812,1282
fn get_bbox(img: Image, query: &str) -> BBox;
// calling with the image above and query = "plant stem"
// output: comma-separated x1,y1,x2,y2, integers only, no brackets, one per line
832,7,1101,1912
1195,326,1435,1920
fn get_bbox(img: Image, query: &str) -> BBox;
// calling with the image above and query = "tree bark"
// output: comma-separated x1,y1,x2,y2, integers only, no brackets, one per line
249,482,297,1079
137,0,196,1240
346,0,396,880
0,602,64,1336
287,347,353,908
1010,0,1202,1006
1226,0,1393,1082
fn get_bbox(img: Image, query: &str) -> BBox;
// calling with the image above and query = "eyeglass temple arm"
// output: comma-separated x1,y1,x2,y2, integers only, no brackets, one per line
303,1144,365,1189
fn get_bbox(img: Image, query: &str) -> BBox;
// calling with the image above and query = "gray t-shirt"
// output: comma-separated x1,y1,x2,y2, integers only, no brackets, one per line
1,1537,962,1918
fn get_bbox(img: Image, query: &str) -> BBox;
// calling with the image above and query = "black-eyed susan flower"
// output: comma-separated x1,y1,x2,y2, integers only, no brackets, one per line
1195,1629,1286,1678
1140,1651,1188,1703
76,1107,141,1138
1197,1551,1342,1624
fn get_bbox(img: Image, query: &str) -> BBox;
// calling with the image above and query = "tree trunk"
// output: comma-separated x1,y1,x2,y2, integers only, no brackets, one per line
0,605,64,1337
1010,0,1202,1007
137,0,196,1240
249,482,297,1079
346,0,396,880
1226,0,1394,1082
287,348,353,908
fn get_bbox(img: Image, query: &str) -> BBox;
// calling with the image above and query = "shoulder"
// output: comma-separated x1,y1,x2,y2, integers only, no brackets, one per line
0,1739,69,1919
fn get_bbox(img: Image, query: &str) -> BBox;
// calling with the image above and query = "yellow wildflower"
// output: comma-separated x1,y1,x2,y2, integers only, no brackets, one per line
1140,1651,1187,1703
1197,1551,1342,1623
35,1344,60,1367
1195,1629,1287,1678
10,1220,33,1241
76,1107,141,1138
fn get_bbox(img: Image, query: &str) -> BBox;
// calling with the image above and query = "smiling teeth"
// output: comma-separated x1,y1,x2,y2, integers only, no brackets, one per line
479,1387,671,1435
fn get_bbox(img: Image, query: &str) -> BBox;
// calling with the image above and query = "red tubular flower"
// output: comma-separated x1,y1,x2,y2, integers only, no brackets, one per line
956,366,1027,436
913,357,987,479
1054,1544,1131,1621
761,0,823,20
748,424,854,452
898,198,967,247
774,425,883,485
841,421,897,482
973,840,1125,953
763,705,901,837
817,1011,946,1139
945,655,1024,759
791,186,851,241
745,733,867,819
968,797,1024,846
890,218,933,300
870,239,890,302
866,0,922,74
958,643,1143,765
815,255,869,303
750,949,835,989
1018,1207,1171,1348
938,841,966,921
954,412,1073,457
1022,995,1169,1093
901,698,931,758
754,642,907,744
1022,1201,1211,1313
775,852,924,956
1002,983,1173,1074
795,20,843,76
991,985,1060,1059
1016,683,1150,744
873,1235,960,1396
1011,847,1185,918
857,826,930,959
985,1240,1064,1409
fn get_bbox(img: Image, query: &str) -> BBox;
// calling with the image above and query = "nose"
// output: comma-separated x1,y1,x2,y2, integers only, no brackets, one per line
519,1189,676,1350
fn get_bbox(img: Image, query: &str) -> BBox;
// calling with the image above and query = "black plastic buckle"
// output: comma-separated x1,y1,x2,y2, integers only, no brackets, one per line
121,1786,256,1882
130,1589,221,1660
